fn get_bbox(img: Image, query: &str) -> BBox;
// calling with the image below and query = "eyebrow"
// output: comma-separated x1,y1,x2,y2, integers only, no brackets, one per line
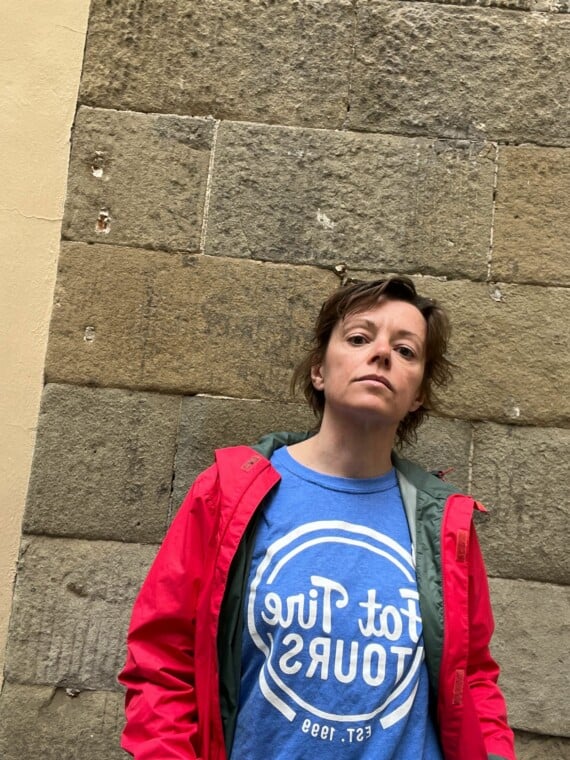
393,329,422,343
344,318,422,343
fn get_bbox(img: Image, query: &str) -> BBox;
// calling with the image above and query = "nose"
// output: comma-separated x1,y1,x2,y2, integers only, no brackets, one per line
369,339,391,368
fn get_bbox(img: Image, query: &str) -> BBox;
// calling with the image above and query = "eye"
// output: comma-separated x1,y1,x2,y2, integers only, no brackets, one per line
347,334,368,346
395,345,416,359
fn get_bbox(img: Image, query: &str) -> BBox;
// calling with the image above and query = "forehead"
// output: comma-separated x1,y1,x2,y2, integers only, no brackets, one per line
337,298,427,334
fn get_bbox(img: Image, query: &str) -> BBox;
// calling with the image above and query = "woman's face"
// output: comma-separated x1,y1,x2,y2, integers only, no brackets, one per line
311,299,427,432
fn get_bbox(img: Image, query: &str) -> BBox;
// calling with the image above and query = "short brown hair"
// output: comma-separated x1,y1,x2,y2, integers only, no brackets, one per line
291,276,453,446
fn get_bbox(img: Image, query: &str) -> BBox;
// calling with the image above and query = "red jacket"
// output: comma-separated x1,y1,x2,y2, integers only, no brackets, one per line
119,443,515,760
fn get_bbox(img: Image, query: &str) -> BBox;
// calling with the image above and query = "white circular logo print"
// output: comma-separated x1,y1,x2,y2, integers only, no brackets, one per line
247,520,424,728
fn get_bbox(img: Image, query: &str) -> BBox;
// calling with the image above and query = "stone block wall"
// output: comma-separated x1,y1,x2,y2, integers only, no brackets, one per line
1,1,569,758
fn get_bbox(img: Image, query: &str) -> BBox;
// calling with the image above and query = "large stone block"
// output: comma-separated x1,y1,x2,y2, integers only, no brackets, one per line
414,0,569,9
515,731,570,760
348,2,570,146
399,415,472,493
24,384,180,543
79,0,354,128
493,146,570,286
63,107,214,250
206,122,494,280
4,537,156,690
171,396,315,510
0,683,128,760
172,400,470,515
472,423,570,585
46,249,570,426
489,578,570,736
418,278,570,427
45,243,335,398
172,400,472,510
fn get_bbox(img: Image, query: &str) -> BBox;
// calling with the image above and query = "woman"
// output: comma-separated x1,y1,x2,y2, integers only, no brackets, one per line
119,276,515,760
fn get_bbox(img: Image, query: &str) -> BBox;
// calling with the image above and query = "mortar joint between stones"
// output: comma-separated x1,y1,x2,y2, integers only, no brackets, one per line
199,119,220,255
486,142,500,283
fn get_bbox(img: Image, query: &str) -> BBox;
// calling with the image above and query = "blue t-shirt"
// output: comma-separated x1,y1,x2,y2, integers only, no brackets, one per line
230,447,442,759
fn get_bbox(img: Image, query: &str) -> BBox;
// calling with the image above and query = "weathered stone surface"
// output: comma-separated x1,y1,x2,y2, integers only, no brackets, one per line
206,122,494,280
4,537,156,690
80,0,353,128
45,243,335,398
489,578,570,736
24,384,180,543
63,107,214,250
416,0,570,9
45,249,569,426
172,400,471,511
0,683,128,760
171,396,315,510
472,423,570,585
493,146,570,286
399,416,472,493
414,0,570,9
348,2,570,146
415,278,570,427
515,731,570,760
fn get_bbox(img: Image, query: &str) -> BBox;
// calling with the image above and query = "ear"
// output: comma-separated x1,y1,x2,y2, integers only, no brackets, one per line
311,363,325,391
408,390,424,413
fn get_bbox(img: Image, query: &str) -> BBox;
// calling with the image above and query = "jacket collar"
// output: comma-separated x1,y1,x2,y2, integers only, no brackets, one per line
250,431,458,543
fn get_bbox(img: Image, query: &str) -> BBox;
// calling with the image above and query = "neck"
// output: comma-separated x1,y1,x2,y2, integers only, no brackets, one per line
289,413,397,479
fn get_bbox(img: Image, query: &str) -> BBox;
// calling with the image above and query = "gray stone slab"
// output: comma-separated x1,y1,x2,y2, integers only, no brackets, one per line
63,107,214,251
490,577,570,736
172,401,472,510
414,0,569,9
417,277,570,427
172,402,472,521
79,0,354,128
472,423,570,585
515,731,570,760
172,396,315,510
24,384,180,543
206,122,494,280
348,2,570,146
45,247,570,427
399,415,472,493
493,146,570,286
45,243,335,398
0,683,128,760
4,537,157,691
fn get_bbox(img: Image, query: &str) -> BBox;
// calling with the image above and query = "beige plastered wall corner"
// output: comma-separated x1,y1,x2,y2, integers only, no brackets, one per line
0,0,91,685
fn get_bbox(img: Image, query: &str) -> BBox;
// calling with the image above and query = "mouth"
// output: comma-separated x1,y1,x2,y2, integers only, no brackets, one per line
356,375,394,391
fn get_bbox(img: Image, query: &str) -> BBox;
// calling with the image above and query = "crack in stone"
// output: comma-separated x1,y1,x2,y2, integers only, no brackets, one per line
487,142,500,282
341,0,360,130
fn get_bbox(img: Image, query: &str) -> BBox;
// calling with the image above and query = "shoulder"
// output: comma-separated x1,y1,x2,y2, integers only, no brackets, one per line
392,451,459,503
185,445,273,501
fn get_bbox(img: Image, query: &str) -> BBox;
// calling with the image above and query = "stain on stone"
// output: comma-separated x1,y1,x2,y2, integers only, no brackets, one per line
490,286,504,302
66,579,91,598
503,397,521,420
432,138,488,160
153,116,214,151
95,209,111,234
181,253,200,267
37,686,82,713
90,151,106,179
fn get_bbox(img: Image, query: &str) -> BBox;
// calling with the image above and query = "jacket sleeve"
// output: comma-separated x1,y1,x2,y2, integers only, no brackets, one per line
467,527,516,760
118,472,216,759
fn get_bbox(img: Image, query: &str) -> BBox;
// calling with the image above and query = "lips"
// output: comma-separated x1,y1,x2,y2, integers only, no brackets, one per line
356,375,394,391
